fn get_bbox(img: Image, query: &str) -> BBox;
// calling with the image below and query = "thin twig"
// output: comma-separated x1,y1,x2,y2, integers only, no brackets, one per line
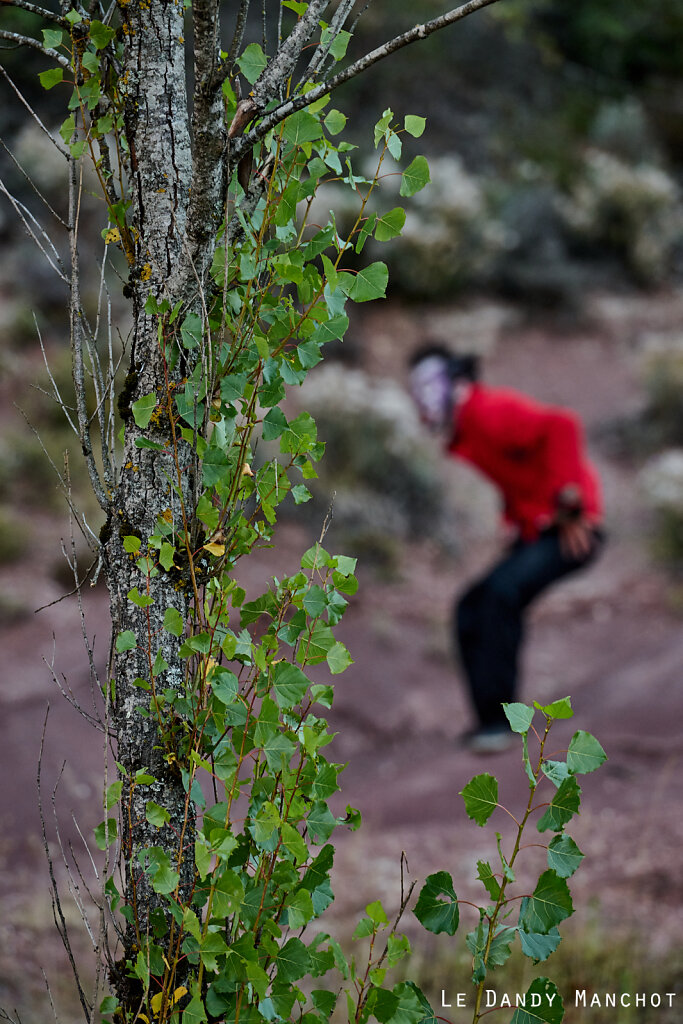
0,65,70,158
0,177,69,282
37,710,92,1021
0,135,69,226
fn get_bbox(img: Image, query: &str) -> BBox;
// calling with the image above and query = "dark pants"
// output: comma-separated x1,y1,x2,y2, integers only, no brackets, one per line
455,528,603,729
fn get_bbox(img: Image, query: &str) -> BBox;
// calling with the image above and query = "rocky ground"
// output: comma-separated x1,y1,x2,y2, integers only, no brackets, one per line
2,292,683,1021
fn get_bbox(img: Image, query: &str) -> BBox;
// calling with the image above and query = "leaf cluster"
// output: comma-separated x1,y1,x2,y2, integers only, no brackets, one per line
413,698,607,1022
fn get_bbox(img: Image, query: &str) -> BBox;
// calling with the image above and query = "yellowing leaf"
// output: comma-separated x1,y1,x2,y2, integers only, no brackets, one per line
105,227,121,244
241,462,254,477
203,542,226,556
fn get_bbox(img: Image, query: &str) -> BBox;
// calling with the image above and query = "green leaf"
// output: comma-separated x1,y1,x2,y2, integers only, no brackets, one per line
374,207,406,242
366,899,389,925
145,800,170,828
42,28,63,49
326,640,352,675
353,915,374,939
276,937,311,983
159,542,175,571
127,586,153,608
123,535,141,553
384,982,428,1024
567,730,607,774
519,870,573,934
538,695,574,719
163,606,184,637
324,109,347,135
237,42,267,84
200,930,229,971
504,701,535,733
283,109,324,146
476,860,501,901
301,542,333,570
180,311,203,350
541,759,571,787
106,781,122,810
413,871,459,935
89,19,116,49
399,155,430,196
348,261,388,302
466,921,516,971
181,994,208,1024
367,987,399,1023
537,775,581,833
262,730,297,773
547,834,584,878
518,926,561,963
404,114,426,138
94,818,117,850
307,800,338,844
311,990,337,1018
374,108,393,147
262,407,288,441
144,848,180,895
115,630,136,652
323,27,351,61
510,978,563,1024
460,773,498,826
292,484,312,504
272,661,309,709
131,392,157,429
301,621,336,664
211,668,239,706
99,996,119,1014
59,114,75,145
39,67,63,90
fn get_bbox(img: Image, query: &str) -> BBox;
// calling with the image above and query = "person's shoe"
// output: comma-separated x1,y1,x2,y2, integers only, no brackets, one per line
459,725,515,754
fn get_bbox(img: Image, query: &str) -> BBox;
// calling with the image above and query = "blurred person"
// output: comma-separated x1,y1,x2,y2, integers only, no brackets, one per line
408,345,604,753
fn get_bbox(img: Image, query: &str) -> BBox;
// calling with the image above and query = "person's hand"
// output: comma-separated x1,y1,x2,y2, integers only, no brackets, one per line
558,517,594,560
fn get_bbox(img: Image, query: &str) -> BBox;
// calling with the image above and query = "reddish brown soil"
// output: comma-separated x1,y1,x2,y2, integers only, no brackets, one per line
2,293,683,1020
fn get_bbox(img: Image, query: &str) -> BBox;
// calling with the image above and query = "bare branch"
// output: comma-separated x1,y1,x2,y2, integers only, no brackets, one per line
68,154,110,512
0,134,69,225
0,29,71,67
1,0,67,25
187,0,227,274
306,0,356,79
223,0,250,76
0,176,69,281
235,0,503,158
0,64,70,159
37,317,80,437
250,0,330,108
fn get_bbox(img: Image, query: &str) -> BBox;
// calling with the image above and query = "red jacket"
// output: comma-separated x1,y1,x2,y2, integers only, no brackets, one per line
448,384,602,540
